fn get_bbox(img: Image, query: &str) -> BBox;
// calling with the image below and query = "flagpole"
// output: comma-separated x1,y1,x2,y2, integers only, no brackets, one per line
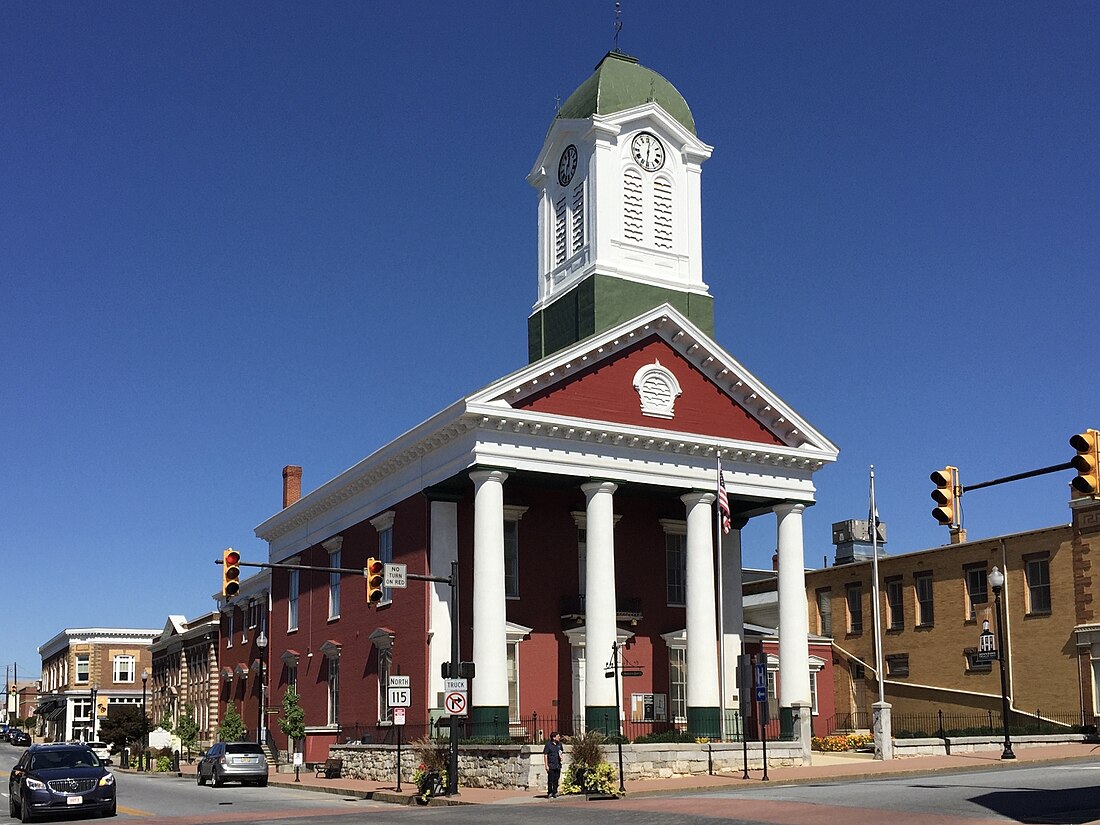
870,466,885,705
716,452,727,743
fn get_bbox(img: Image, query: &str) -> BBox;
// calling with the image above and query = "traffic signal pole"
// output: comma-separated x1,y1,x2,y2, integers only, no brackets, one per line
216,556,462,795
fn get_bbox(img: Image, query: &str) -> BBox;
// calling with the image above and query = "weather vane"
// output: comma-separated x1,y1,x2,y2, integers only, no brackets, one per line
613,1,622,52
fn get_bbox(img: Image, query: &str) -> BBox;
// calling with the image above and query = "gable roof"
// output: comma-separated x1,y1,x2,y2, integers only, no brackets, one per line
469,303,838,460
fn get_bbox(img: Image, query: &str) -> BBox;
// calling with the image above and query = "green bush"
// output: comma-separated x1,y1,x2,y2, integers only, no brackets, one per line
633,729,697,744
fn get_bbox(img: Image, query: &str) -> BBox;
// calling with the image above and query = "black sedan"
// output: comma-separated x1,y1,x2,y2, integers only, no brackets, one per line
8,729,31,746
8,742,116,821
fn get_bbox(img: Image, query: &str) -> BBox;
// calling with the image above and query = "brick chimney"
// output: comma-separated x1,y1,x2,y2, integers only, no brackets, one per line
282,465,302,508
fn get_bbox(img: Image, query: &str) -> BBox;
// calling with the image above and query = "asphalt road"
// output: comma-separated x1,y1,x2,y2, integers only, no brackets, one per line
4,742,1100,825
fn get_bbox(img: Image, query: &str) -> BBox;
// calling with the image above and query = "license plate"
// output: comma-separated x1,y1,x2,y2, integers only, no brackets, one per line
67,796,83,805
240,756,258,763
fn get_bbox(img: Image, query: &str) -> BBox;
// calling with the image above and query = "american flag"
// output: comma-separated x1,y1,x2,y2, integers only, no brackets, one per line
717,455,731,534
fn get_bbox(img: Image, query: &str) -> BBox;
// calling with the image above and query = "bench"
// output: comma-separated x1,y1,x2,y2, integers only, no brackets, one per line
316,757,342,779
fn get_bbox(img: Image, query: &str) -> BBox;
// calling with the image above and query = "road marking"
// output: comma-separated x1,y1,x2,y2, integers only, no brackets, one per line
117,804,155,817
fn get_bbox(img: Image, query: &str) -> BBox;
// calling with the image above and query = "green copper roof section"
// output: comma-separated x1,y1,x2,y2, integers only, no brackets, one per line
556,51,696,136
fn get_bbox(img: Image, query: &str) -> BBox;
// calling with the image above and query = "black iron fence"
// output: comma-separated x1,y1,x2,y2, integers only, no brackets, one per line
332,710,798,747
824,708,1095,739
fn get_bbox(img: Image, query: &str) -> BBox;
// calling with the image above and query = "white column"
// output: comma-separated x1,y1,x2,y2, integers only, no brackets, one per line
429,499,458,710
583,481,618,716
471,470,509,711
721,520,747,707
683,492,720,713
776,502,812,707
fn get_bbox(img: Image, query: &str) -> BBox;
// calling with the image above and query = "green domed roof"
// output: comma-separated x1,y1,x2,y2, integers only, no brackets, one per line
556,51,696,136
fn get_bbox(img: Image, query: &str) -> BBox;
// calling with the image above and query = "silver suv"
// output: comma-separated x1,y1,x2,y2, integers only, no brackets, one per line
196,742,268,787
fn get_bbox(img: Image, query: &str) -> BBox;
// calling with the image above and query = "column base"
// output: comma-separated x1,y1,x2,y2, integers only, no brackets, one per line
584,706,620,736
779,706,794,741
469,706,510,741
687,706,721,739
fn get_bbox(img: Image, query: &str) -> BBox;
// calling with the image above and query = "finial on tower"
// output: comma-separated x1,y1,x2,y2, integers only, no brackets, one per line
613,2,623,52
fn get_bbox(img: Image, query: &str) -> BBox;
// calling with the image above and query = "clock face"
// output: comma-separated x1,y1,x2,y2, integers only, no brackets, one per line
631,132,665,172
558,144,578,186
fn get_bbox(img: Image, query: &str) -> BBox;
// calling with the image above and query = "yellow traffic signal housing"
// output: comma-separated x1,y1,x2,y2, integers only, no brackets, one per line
930,466,959,526
366,557,384,605
222,548,241,598
1071,429,1100,495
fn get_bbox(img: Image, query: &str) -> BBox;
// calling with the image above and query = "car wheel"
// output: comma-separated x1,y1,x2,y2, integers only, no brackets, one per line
257,776,268,787
212,767,223,788
196,767,205,786
18,796,34,823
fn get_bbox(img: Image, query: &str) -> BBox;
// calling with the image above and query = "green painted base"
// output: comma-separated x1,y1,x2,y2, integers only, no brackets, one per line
469,706,510,740
687,706,721,739
585,706,620,735
528,274,716,362
779,706,795,741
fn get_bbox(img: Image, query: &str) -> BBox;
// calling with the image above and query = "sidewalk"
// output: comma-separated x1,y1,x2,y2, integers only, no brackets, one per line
147,742,1100,806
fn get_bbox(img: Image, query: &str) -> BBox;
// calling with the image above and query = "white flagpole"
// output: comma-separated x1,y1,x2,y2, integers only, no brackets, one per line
716,452,727,742
870,466,885,705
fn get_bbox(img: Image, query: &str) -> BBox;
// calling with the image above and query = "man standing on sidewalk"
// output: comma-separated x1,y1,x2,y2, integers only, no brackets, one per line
543,731,564,798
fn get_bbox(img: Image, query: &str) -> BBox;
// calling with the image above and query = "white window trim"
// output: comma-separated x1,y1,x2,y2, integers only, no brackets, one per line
287,560,300,633
503,505,528,601
324,536,343,621
113,655,135,684
660,519,687,608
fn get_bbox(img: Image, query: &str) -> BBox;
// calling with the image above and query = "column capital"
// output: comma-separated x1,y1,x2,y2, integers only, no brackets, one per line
469,469,509,487
681,491,716,508
581,480,618,498
773,501,806,517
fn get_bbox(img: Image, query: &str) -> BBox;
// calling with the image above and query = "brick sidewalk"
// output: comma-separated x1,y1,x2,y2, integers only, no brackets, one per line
141,742,1100,806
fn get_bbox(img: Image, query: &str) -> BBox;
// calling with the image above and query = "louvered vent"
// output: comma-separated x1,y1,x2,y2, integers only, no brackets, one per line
623,169,644,242
554,195,567,266
653,177,673,249
571,182,585,254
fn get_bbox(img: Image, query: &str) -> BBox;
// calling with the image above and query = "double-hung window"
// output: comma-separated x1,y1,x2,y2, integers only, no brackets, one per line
964,565,987,621
846,583,863,635
886,577,904,630
1026,555,1051,614
915,572,935,627
113,655,135,683
288,568,300,632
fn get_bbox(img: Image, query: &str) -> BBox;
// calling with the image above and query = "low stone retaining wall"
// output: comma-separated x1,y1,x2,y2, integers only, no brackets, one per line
328,741,806,790
893,733,1087,758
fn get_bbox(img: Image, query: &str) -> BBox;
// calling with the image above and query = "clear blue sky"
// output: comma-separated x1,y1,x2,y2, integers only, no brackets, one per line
3,1,1097,680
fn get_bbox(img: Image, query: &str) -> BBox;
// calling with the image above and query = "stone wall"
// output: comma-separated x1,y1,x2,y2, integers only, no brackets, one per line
328,741,806,790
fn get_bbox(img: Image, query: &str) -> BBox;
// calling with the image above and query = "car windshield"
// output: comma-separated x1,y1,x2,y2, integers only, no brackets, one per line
30,749,101,770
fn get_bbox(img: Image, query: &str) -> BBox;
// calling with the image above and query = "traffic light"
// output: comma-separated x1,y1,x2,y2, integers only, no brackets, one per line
1071,429,1100,495
222,548,241,598
366,557,384,605
930,466,959,526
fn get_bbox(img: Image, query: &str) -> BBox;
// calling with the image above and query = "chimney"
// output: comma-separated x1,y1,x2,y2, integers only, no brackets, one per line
282,465,302,508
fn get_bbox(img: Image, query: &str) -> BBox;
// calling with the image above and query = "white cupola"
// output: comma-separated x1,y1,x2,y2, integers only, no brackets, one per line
526,51,715,362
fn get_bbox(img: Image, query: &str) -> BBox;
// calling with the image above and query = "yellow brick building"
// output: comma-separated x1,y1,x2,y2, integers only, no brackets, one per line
776,496,1100,734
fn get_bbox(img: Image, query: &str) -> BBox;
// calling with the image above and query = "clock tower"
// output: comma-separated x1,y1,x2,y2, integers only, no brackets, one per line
527,51,715,362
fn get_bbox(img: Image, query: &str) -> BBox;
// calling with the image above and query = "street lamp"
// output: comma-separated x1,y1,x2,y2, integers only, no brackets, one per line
256,629,268,746
988,566,1015,760
141,669,149,771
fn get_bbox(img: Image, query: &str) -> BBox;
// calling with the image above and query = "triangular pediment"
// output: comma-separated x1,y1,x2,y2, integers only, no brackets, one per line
469,304,837,457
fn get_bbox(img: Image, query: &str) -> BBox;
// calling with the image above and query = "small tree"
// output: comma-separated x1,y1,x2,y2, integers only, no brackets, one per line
277,686,306,752
99,706,153,756
218,703,246,742
173,703,200,757
158,708,173,732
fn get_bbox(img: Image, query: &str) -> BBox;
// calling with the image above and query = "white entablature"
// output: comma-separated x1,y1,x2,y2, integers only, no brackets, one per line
256,304,838,561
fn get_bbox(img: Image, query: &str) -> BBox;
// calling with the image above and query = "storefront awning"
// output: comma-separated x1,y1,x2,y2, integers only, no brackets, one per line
34,697,66,722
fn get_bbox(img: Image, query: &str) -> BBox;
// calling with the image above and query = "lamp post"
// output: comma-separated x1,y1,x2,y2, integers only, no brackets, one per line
988,566,1015,760
141,669,149,770
89,682,99,742
256,629,268,746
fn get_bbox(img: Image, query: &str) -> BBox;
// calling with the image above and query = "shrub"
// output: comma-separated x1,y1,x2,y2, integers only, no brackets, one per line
811,733,873,752
561,761,619,796
568,729,607,768
633,729,697,744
